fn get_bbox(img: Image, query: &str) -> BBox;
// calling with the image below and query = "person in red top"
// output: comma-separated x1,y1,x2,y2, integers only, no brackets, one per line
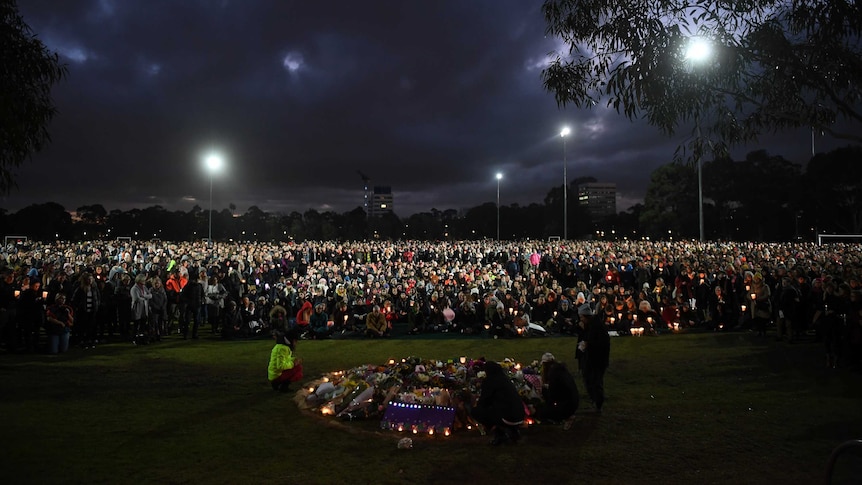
164,271,187,331
295,300,312,328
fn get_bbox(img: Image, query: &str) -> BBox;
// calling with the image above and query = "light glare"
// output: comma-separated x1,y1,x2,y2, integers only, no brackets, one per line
205,153,223,173
560,126,570,137
685,39,712,62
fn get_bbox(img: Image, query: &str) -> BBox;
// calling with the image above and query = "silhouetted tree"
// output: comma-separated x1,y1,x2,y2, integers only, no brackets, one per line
1,0,67,193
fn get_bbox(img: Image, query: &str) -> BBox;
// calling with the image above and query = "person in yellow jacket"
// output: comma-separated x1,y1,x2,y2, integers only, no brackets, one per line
268,329,303,392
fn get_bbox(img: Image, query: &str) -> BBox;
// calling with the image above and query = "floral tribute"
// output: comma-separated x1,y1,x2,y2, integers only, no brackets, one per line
299,356,542,438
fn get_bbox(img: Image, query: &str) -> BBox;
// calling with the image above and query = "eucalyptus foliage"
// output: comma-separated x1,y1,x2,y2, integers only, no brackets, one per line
0,0,67,194
541,0,862,163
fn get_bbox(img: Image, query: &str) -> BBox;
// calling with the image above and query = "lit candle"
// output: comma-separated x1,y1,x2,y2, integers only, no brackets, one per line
14,290,20,298
42,290,48,299
388,359,395,365
647,317,653,324
459,356,466,364
610,317,615,324
443,427,451,436
741,304,747,312
344,315,348,322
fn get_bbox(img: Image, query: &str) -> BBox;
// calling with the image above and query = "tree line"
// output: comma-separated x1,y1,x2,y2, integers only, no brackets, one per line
2,146,859,243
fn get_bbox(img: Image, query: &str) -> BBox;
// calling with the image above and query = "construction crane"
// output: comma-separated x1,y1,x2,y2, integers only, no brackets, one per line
357,171,371,214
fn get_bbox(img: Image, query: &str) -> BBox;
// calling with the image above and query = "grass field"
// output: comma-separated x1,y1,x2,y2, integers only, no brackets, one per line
2,331,861,485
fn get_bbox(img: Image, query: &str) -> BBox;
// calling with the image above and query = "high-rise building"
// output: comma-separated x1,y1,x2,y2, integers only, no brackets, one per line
368,186,394,217
577,182,617,220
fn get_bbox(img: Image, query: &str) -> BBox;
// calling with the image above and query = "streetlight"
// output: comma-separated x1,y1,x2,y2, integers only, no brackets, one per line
496,172,503,240
204,153,223,244
685,38,712,242
560,126,571,240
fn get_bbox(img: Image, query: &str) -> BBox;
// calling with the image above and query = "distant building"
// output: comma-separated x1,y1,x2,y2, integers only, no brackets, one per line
369,186,394,217
577,182,617,221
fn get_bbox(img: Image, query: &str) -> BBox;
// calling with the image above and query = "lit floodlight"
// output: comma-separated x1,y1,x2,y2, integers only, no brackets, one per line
685,38,712,62
560,126,571,137
496,172,503,180
205,153,223,173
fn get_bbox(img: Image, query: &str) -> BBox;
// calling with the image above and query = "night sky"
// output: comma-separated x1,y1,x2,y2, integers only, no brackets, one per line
4,0,847,217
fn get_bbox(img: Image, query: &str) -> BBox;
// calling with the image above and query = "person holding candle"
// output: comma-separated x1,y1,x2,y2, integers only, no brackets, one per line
0,269,19,351
268,328,303,392
17,279,44,352
750,272,772,338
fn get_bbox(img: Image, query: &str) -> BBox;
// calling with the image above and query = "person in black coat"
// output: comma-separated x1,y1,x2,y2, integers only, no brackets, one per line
538,352,579,428
580,311,611,413
470,360,525,445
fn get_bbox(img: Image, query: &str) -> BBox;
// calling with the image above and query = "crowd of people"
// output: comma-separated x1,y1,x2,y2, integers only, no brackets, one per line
0,238,860,369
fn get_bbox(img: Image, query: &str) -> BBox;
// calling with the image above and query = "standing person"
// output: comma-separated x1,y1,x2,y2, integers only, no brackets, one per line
537,352,579,429
776,276,800,342
45,293,74,354
114,273,133,337
470,361,525,445
205,276,227,334
268,329,303,392
164,270,186,331
750,272,772,338
17,279,44,353
0,269,19,351
180,273,204,339
149,276,168,340
71,273,100,349
579,310,610,414
130,273,152,343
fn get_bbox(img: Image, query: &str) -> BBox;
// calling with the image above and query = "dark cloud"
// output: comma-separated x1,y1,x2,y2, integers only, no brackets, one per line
4,0,853,217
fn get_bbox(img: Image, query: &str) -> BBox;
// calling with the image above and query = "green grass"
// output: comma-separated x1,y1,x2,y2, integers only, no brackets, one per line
2,332,860,485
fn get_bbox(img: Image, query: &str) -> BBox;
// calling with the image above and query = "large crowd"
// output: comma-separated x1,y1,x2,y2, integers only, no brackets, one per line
0,238,860,368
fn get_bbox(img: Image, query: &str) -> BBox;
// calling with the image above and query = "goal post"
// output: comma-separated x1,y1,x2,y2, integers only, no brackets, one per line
4,236,29,247
816,234,862,245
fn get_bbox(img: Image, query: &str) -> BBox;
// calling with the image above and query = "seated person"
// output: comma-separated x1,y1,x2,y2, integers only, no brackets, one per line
268,299,289,333
268,328,303,392
489,303,515,339
309,302,332,339
221,300,245,339
365,305,388,338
